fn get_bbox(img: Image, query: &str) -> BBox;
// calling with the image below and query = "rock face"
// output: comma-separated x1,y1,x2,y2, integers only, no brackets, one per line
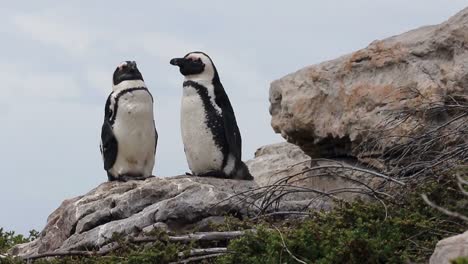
430,230,468,264
247,142,387,207
247,142,311,187
270,8,468,162
10,176,258,257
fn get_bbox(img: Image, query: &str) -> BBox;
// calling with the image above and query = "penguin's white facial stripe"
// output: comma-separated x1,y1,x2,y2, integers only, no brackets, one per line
118,61,128,70
185,53,213,69
183,53,215,81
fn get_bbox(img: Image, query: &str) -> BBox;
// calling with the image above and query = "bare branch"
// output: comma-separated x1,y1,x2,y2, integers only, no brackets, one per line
356,90,467,180
421,194,468,222
177,247,227,257
251,211,312,220
457,173,468,186
309,165,405,186
274,226,308,264
24,250,98,261
169,253,225,264
166,230,253,243
23,230,254,261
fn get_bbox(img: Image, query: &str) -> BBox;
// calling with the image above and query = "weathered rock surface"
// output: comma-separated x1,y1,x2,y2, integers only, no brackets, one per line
270,8,468,162
247,142,311,187
430,230,468,264
10,176,258,257
247,142,388,206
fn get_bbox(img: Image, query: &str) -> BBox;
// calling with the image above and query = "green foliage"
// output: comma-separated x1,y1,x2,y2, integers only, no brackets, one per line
0,229,38,254
0,229,38,264
207,215,255,232
217,175,467,264
452,257,468,264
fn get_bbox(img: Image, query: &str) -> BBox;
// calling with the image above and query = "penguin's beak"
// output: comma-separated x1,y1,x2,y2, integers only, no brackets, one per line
170,58,185,67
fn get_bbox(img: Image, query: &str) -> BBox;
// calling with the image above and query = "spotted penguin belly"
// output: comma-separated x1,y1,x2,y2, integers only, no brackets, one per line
181,88,224,175
110,91,156,177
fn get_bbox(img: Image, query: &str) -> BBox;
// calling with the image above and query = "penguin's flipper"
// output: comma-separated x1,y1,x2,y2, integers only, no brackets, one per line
101,94,118,172
214,84,242,161
100,120,118,171
154,121,158,155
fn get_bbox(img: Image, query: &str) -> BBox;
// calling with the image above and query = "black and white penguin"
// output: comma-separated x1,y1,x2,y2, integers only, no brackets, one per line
170,51,253,180
100,61,157,181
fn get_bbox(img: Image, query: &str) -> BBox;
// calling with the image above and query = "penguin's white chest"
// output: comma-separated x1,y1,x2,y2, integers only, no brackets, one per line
180,86,223,174
110,90,156,177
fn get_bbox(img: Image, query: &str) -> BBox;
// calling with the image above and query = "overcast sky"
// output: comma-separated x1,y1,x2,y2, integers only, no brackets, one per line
1,1,466,235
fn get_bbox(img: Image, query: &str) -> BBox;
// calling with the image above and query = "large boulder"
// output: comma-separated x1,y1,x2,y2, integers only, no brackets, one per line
270,7,468,163
430,230,468,264
247,142,389,209
247,142,311,187
10,176,258,257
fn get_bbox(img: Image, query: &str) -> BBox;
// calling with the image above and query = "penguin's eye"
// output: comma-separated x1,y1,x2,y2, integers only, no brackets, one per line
192,58,202,64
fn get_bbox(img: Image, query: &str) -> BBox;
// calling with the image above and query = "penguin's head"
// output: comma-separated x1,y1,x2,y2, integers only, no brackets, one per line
170,52,218,81
113,61,144,86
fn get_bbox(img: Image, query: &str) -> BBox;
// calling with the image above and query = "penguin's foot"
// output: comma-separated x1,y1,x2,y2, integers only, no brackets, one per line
234,162,254,181
117,174,148,182
199,171,224,178
107,172,118,182
185,172,193,176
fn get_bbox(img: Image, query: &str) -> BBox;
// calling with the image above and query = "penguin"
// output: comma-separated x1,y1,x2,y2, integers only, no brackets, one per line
170,51,253,180
100,61,157,181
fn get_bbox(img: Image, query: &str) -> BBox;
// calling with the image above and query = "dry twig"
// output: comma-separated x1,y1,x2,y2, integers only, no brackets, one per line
170,253,225,264
23,230,253,261
421,194,468,222
274,226,307,264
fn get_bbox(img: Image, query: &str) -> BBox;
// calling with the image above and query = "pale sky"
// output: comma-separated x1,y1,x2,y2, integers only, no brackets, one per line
1,1,466,235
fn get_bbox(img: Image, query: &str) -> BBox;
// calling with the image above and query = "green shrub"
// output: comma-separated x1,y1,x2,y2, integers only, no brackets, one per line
217,174,467,264
452,257,468,264
0,229,38,254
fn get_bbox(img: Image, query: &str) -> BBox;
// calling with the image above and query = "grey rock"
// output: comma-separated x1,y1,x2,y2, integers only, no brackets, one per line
191,216,226,232
10,176,258,257
141,222,169,234
248,142,387,210
430,230,468,264
247,142,311,187
269,7,468,163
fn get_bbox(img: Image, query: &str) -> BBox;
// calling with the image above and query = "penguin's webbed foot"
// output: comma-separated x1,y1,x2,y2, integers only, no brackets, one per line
185,172,193,176
199,171,225,178
120,176,147,182
107,172,118,182
117,173,148,182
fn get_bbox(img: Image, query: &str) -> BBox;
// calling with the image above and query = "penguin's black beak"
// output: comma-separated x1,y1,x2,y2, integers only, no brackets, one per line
170,58,185,67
